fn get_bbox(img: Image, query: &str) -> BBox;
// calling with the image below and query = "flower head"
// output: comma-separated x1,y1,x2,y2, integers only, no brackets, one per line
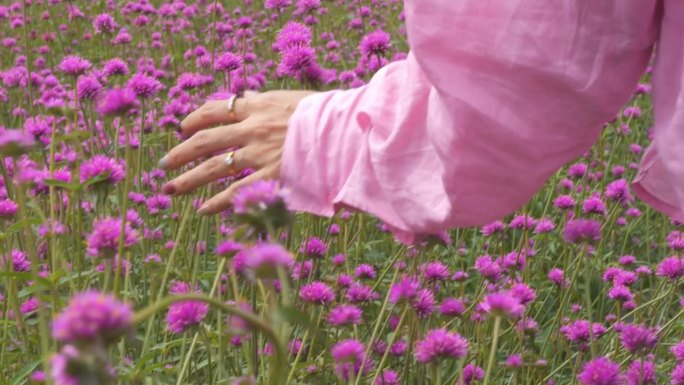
563,219,601,244
577,357,623,385
59,55,91,76
52,291,132,344
414,328,469,363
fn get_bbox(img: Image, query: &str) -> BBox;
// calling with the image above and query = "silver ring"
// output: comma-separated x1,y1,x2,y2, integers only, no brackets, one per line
224,151,236,168
226,94,238,120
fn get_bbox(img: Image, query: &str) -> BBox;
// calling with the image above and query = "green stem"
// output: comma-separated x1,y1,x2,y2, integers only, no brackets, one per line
483,316,501,385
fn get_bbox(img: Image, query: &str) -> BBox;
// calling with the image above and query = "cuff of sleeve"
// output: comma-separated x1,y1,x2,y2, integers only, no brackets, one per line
632,145,684,223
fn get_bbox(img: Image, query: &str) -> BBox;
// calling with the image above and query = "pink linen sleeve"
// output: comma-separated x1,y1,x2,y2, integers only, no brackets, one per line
280,0,661,242
633,0,684,223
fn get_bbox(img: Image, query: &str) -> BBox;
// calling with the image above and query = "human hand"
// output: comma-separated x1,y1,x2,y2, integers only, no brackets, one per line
158,90,317,215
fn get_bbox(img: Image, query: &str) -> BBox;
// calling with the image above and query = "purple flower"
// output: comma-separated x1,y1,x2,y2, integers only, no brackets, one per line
505,354,523,368
327,304,363,326
76,75,102,101
126,73,162,98
52,291,132,344
510,283,537,305
2,249,30,272
673,363,684,385
548,268,568,288
412,289,435,319
355,264,377,279
166,283,209,334
607,285,633,303
439,298,466,317
86,217,138,258
300,236,327,258
299,281,335,305
93,13,118,33
80,155,125,184
560,320,607,349
215,52,242,72
278,45,316,78
388,276,421,304
481,221,505,236
232,180,283,214
58,55,91,76
244,243,294,280
577,357,623,385
97,88,137,116
421,261,450,282
672,340,684,361
375,369,399,385
479,292,524,318
606,179,632,204
0,199,18,218
216,240,243,258
619,323,659,354
563,219,601,244
265,0,292,11
275,22,312,51
414,328,469,363
553,195,576,210
346,283,378,303
656,256,684,280
582,196,607,215
331,339,369,380
102,58,129,77
458,363,485,385
474,255,503,282
626,360,655,385
359,30,391,57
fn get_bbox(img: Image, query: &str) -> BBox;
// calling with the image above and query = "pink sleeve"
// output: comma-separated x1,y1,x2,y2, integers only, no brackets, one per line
633,0,684,223
281,0,660,242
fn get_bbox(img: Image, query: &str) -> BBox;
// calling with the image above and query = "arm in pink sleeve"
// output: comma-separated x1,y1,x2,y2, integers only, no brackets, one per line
281,0,660,241
633,0,684,223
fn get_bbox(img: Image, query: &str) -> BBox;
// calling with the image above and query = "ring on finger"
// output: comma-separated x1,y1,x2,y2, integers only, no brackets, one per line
224,150,238,175
226,94,239,121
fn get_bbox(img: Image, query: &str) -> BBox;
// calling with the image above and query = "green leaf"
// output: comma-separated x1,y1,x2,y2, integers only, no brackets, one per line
11,359,41,385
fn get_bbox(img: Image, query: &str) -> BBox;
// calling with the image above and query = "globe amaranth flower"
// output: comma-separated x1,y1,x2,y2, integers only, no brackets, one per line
1,249,31,272
331,339,370,380
327,304,363,326
166,282,209,334
548,268,569,288
52,291,132,344
560,319,606,343
216,240,243,258
626,359,656,385
619,323,659,354
359,30,391,57
656,256,684,280
439,298,466,317
375,369,399,385
86,217,139,258
414,328,469,363
58,55,91,76
354,263,377,279
458,363,485,385
673,363,684,385
76,74,102,101
563,219,601,244
299,281,335,305
421,261,450,282
232,179,284,214
93,13,118,33
0,199,18,218
215,52,242,72
97,88,137,116
478,292,525,318
80,155,125,185
388,276,421,304
244,243,294,280
102,58,129,77
126,73,162,98
300,236,327,258
577,357,623,385
275,21,312,51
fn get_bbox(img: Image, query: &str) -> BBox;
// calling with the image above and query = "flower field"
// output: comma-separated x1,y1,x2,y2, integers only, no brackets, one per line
0,1,682,385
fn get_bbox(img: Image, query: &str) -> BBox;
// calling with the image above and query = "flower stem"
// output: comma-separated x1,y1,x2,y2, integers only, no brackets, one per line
483,316,501,385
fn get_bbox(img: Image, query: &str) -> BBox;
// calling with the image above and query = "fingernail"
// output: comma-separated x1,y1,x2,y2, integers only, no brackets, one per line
158,156,169,169
161,182,176,195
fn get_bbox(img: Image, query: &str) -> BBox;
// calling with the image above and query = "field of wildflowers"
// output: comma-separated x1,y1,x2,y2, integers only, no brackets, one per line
0,1,682,385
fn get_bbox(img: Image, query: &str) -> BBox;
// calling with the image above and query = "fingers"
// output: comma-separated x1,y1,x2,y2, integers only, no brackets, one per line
159,121,250,171
162,149,252,195
179,94,254,137
197,166,276,215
